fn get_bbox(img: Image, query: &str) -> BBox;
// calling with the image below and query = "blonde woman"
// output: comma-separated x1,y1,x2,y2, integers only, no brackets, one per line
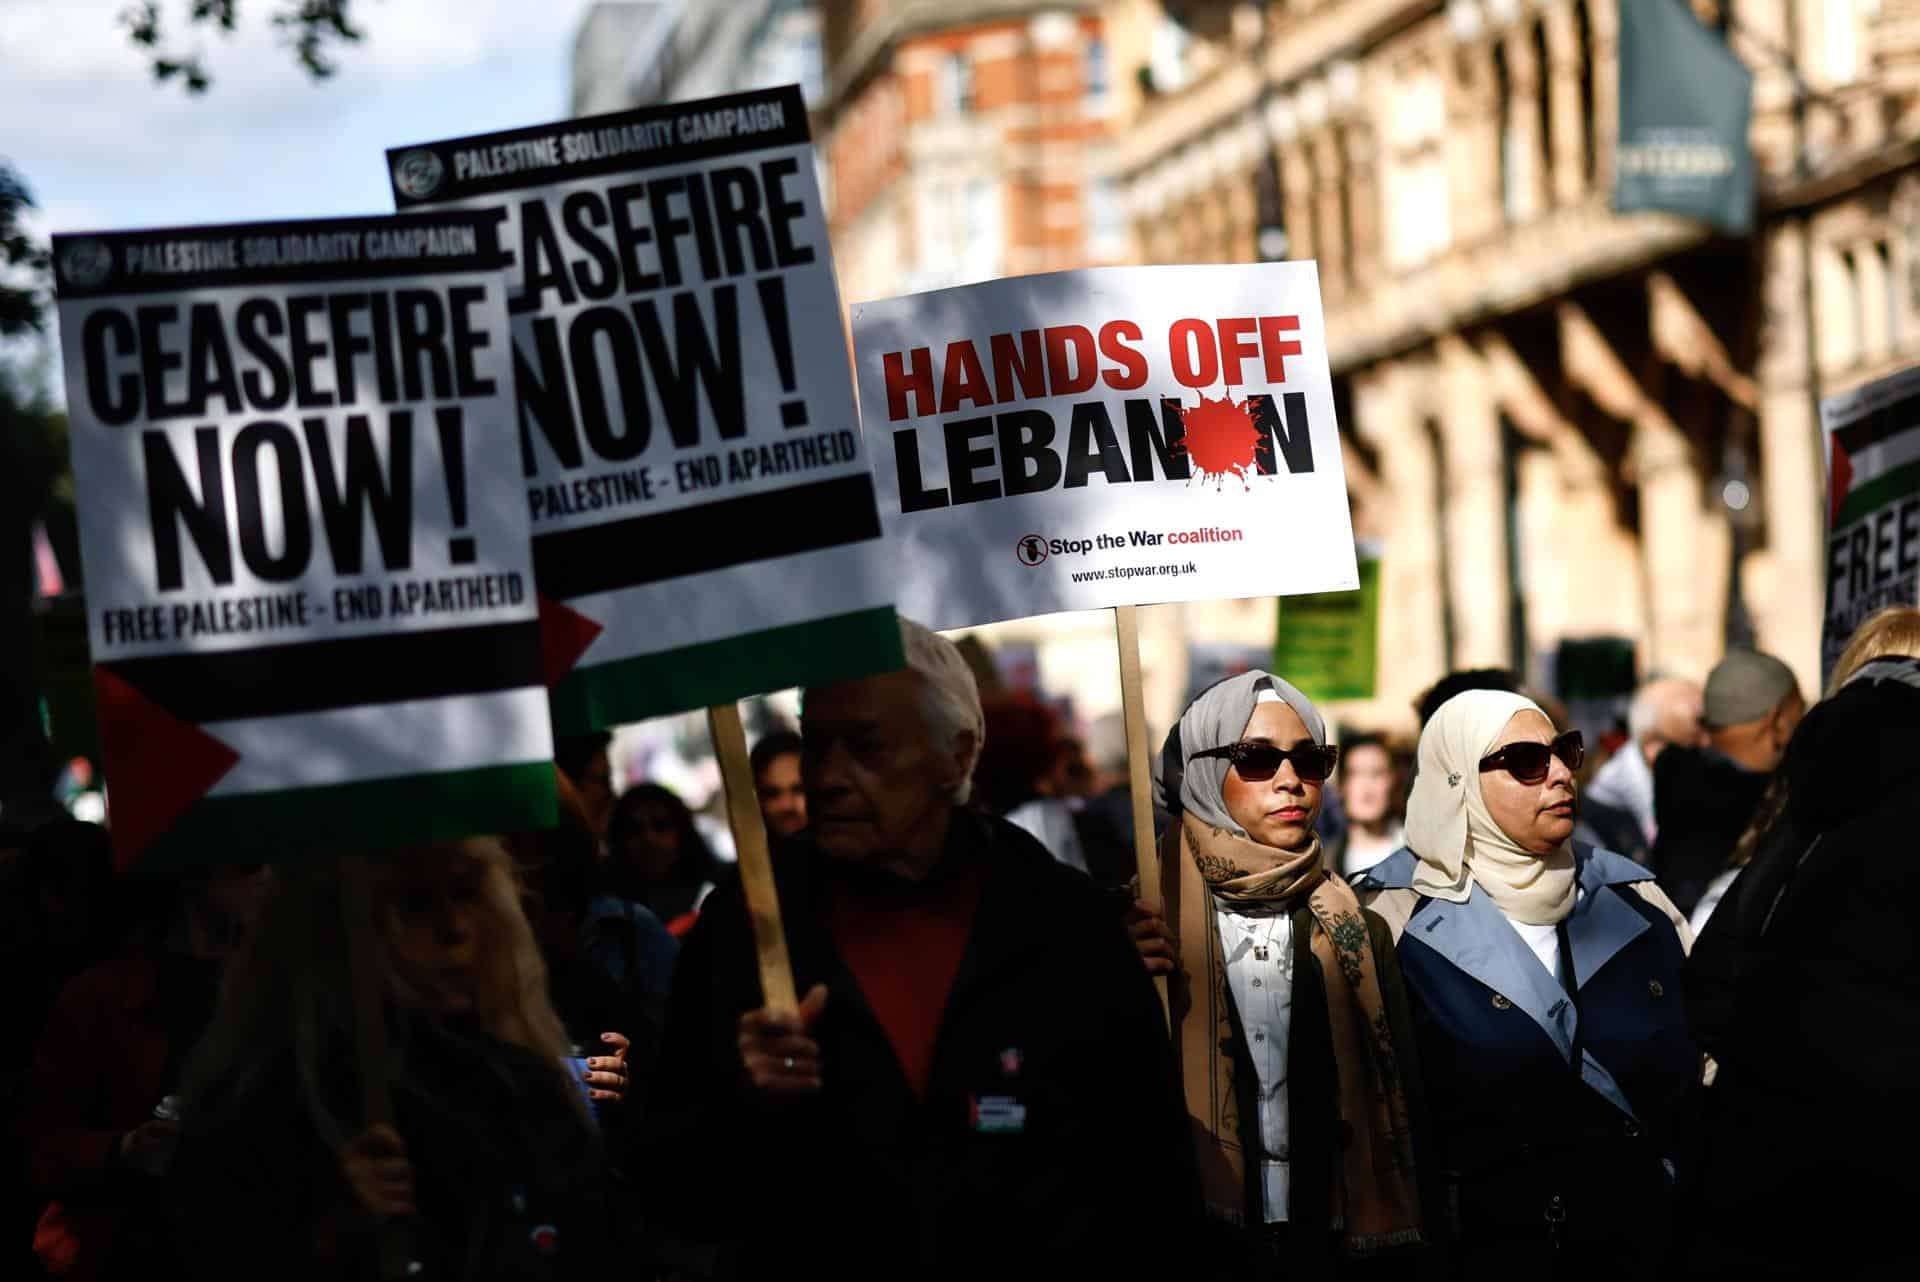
171,841,612,1280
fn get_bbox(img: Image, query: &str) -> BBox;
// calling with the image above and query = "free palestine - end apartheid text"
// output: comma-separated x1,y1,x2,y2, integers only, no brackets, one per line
98,572,526,648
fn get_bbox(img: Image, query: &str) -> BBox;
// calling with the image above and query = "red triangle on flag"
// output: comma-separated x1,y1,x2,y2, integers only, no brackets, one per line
92,667,240,872
538,594,604,687
1830,438,1855,527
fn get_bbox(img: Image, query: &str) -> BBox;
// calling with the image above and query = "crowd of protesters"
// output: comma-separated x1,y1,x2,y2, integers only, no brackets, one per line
3,605,1918,1279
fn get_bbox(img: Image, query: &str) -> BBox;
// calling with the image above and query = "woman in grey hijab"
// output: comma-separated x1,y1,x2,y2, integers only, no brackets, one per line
1156,670,1433,1278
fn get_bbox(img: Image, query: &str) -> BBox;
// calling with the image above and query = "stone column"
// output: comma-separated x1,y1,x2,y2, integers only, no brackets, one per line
1280,143,1316,264
1588,0,1621,191
1312,131,1348,294
1500,24,1549,224
1226,172,1258,264
1559,299,1727,680
1434,334,1515,668
1542,0,1590,206
1351,363,1451,708
1855,241,1892,366
1481,330,1649,651
1447,37,1501,246
1343,120,1382,285
1750,222,1829,694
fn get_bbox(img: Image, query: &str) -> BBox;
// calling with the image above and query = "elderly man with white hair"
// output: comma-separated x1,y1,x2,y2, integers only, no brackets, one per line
644,619,1195,1280
1586,676,1706,849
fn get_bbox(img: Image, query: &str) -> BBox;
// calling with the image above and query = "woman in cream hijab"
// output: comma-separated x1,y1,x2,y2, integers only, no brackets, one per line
1353,690,1696,1279
1156,670,1432,1278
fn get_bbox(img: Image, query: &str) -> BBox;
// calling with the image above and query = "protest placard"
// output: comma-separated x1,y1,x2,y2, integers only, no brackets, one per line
52,212,554,871
1273,543,1381,703
856,263,1356,1018
1821,365,1920,685
388,86,902,732
851,263,1359,630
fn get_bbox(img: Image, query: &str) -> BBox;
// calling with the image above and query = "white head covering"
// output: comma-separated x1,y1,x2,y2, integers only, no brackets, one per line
1405,689,1576,925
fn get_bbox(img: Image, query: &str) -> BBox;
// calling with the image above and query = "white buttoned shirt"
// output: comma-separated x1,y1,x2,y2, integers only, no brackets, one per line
1215,905,1295,1222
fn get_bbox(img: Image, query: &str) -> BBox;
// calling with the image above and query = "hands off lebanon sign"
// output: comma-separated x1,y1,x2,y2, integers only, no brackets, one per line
53,213,555,871
852,264,1358,630
390,86,901,729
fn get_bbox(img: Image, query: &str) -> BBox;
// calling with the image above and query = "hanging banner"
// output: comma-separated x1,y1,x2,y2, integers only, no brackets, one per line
1821,365,1920,685
1272,543,1380,702
1613,0,1755,235
851,263,1358,631
52,213,555,872
388,86,901,729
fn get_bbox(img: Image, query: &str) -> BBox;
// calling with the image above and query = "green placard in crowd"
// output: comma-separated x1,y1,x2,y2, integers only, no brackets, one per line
1273,551,1379,703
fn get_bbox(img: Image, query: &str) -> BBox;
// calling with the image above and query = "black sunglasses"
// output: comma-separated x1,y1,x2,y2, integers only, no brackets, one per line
1478,730,1585,785
1191,741,1340,784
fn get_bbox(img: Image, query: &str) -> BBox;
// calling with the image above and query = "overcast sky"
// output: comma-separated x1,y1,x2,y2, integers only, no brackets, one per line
4,0,601,236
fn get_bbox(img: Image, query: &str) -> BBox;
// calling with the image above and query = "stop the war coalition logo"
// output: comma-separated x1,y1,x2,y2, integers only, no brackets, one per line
1017,526,1245,566
851,263,1361,632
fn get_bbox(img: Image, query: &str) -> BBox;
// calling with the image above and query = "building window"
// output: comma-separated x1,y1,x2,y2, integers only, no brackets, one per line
961,179,1001,279
1878,239,1899,350
941,51,974,115
1495,41,1521,224
1384,66,1452,268
1826,0,1860,83
1149,17,1190,95
1839,247,1864,367
1089,176,1125,250
1086,36,1110,112
1575,1,1596,186
1533,21,1554,205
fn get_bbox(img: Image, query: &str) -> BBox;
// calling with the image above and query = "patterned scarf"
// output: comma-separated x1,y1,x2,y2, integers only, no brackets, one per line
1168,808,1423,1253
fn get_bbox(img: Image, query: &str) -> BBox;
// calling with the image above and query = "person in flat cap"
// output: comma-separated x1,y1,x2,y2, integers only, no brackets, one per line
1648,651,1804,918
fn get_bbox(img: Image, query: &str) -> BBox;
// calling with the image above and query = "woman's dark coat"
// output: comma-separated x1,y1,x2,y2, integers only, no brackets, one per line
1355,844,1696,1280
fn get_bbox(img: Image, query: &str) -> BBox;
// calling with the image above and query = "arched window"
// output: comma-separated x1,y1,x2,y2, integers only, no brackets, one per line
940,51,973,115
1533,20,1554,205
1574,0,1596,187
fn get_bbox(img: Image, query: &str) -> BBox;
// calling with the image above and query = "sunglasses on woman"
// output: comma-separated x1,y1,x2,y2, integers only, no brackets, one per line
1478,730,1585,784
1191,741,1341,784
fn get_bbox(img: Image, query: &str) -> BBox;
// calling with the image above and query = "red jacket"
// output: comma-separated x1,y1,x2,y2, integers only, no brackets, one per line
21,955,173,1280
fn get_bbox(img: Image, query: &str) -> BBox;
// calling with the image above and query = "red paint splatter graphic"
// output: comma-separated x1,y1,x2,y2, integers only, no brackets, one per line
1177,395,1263,489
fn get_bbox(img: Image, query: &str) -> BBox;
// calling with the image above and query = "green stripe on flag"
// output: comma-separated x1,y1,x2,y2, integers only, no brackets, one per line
550,606,904,733
133,761,557,876
1836,459,1920,529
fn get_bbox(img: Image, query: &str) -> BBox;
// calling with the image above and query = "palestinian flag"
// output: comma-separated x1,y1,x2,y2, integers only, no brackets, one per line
1821,369,1920,684
536,473,902,732
93,621,555,875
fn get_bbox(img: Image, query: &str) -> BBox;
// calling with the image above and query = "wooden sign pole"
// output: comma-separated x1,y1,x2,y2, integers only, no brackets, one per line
337,854,417,1281
707,702,799,1015
1113,605,1168,1018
